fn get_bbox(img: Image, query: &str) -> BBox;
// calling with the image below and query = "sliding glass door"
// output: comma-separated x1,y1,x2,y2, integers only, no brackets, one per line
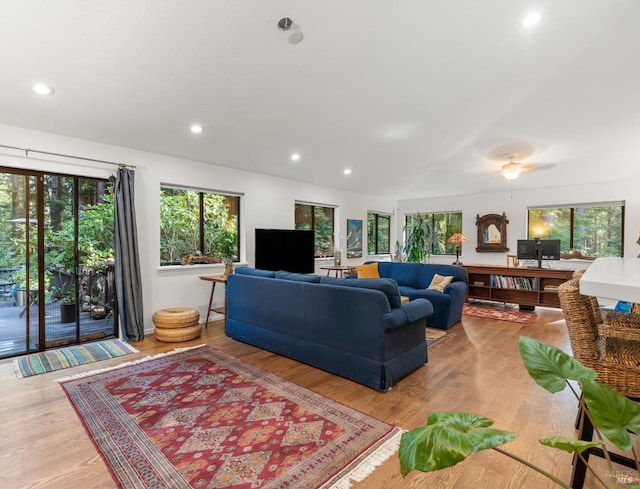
0,168,117,358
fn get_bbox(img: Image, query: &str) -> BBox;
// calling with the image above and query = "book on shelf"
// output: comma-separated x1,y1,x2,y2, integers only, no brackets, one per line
490,274,538,290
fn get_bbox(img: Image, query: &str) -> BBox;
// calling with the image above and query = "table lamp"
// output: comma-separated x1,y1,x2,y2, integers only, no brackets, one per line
446,232,469,265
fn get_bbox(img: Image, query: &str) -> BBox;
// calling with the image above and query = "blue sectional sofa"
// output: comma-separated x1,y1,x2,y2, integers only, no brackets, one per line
359,262,468,330
225,267,434,391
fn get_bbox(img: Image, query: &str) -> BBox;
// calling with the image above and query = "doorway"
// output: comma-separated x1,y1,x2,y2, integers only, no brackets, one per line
0,168,118,358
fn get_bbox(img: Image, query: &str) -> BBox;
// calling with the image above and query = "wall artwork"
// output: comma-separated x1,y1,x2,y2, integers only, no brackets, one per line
346,219,363,258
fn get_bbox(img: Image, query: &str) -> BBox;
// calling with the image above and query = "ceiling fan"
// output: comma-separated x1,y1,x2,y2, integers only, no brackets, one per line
499,156,555,181
500,156,524,180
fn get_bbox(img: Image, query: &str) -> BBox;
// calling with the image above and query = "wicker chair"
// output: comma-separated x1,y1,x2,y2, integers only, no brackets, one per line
558,278,640,488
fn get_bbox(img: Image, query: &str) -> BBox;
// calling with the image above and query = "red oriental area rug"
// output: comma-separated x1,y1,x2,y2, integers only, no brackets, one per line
463,304,536,324
61,345,401,489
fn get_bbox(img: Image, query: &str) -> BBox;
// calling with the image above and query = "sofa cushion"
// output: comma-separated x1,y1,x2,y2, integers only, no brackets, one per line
355,262,380,278
234,267,276,278
275,271,321,283
376,262,424,288
320,276,402,308
427,274,454,292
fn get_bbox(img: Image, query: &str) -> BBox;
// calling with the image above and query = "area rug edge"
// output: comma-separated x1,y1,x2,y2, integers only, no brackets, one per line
462,304,536,323
322,426,403,489
56,344,207,382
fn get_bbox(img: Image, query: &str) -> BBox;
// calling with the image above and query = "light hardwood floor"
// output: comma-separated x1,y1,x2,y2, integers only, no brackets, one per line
0,308,636,488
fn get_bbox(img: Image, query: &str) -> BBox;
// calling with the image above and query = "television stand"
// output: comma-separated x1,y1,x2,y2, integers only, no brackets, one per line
463,264,574,308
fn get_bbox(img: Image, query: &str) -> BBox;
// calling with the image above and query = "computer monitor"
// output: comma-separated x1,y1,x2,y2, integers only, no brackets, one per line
517,239,561,268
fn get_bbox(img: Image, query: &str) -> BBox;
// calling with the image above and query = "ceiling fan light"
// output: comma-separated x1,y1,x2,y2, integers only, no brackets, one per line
501,162,523,180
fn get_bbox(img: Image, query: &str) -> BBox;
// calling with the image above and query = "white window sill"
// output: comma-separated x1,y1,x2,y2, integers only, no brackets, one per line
157,262,249,274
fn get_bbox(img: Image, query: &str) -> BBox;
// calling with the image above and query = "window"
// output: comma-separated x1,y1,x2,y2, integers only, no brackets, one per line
367,212,390,254
404,211,462,255
527,202,624,258
294,203,334,258
160,186,240,266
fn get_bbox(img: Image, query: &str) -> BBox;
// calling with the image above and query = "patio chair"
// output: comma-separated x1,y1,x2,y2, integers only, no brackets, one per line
558,278,640,488
0,283,18,306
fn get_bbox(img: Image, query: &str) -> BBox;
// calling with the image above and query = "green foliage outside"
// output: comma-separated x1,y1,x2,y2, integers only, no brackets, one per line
46,191,115,271
399,337,640,488
160,188,238,265
367,213,390,255
528,205,623,257
403,213,431,263
295,203,334,258
0,172,114,290
404,212,462,258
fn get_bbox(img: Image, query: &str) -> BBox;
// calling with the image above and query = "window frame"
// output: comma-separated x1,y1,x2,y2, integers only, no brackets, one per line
367,211,391,255
526,201,625,258
294,202,335,258
404,211,463,256
159,184,241,266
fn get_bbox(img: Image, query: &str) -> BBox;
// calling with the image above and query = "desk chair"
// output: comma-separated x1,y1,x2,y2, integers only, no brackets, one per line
558,278,640,488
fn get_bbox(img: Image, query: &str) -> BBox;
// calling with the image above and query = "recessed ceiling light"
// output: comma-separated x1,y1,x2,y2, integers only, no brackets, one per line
190,124,204,134
291,153,301,161
523,12,541,27
343,168,352,175
32,83,54,95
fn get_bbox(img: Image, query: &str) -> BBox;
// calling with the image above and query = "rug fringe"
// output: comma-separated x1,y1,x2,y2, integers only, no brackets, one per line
325,427,404,489
13,360,24,379
56,344,208,382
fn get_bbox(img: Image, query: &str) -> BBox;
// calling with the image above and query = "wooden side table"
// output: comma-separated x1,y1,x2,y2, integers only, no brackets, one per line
320,266,357,278
199,274,227,326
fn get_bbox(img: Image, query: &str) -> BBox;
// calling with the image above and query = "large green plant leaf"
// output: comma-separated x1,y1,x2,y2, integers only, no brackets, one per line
539,436,603,454
519,336,597,393
403,213,430,263
399,412,516,476
581,379,640,451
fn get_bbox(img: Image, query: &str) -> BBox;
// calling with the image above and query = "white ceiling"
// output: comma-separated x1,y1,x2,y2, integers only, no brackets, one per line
1,1,639,199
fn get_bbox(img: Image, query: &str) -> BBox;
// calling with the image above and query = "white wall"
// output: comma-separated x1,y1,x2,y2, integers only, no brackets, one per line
0,124,395,333
397,180,640,269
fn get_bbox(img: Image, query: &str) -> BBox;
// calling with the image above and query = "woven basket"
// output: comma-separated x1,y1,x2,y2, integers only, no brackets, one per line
154,324,202,342
152,307,200,329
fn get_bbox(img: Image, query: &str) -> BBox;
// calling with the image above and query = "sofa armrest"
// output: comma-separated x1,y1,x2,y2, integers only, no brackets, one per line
443,280,468,297
383,298,433,329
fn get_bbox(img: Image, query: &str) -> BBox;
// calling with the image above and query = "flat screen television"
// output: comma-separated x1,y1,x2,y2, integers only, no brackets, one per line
517,238,561,268
255,229,315,274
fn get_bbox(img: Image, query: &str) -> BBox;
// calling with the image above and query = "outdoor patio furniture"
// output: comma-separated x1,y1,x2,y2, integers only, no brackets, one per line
0,283,18,306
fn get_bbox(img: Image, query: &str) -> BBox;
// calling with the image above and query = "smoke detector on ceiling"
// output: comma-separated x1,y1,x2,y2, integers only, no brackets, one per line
277,17,304,44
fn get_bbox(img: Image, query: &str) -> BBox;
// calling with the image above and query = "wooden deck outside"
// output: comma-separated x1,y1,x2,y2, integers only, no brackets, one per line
0,299,115,358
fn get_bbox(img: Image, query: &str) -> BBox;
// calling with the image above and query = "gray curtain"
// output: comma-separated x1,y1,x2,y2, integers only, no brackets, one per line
114,167,144,341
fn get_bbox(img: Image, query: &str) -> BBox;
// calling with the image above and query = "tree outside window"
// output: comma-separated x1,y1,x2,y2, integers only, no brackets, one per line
294,203,334,258
367,212,390,255
527,203,624,257
404,211,462,256
160,187,239,266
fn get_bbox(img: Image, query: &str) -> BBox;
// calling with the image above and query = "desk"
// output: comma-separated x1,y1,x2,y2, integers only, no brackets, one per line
580,257,640,302
320,266,357,278
199,274,227,326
